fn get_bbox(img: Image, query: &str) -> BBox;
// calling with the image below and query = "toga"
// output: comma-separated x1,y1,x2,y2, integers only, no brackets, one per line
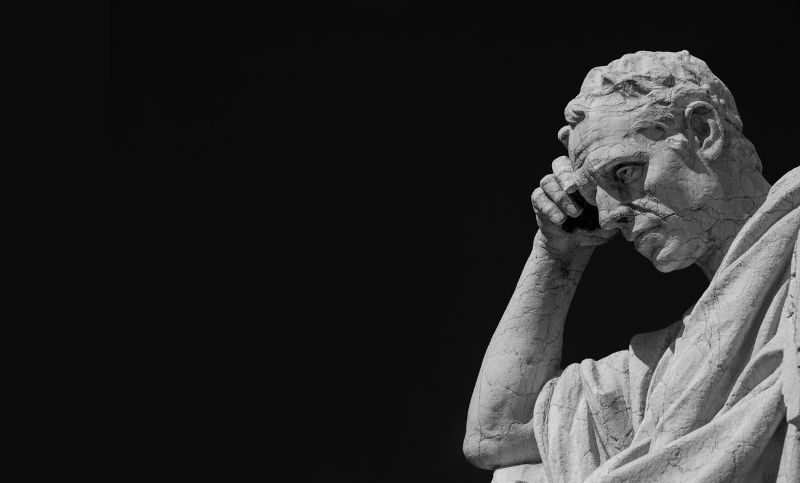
497,167,800,482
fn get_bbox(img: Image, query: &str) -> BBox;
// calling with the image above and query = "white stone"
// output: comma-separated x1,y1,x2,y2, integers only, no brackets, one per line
464,51,800,482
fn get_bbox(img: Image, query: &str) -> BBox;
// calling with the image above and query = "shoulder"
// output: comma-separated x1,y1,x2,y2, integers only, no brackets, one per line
771,166,800,200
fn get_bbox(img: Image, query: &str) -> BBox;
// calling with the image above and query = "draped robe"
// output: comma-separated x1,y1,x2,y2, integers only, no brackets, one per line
494,167,800,482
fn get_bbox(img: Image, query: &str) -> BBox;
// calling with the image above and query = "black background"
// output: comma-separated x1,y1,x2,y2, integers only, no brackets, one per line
111,2,797,482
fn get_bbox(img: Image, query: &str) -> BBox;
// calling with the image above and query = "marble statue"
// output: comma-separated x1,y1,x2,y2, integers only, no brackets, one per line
463,51,800,482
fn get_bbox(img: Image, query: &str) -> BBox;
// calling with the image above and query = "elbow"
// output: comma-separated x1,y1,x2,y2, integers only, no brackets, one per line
462,432,502,470
463,424,540,470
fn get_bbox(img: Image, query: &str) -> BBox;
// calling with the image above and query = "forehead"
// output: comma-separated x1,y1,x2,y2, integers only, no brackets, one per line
567,110,656,171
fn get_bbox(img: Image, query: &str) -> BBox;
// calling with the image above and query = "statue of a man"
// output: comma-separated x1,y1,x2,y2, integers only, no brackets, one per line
464,51,799,482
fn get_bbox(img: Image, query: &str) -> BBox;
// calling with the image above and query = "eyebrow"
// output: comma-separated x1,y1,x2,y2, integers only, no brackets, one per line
572,112,672,168
629,115,673,133
572,148,587,169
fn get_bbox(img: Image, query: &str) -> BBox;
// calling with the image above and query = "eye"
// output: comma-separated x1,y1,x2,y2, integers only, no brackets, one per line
614,164,642,184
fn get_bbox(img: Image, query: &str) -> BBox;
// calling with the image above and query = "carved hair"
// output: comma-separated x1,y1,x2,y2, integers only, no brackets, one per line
561,51,761,172
564,51,741,129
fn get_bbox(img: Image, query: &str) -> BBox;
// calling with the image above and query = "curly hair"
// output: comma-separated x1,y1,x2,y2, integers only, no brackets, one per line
560,50,761,173
564,50,741,128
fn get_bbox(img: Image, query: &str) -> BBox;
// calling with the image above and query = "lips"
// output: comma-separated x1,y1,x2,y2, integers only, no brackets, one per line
631,227,658,246
632,228,663,259
632,228,650,243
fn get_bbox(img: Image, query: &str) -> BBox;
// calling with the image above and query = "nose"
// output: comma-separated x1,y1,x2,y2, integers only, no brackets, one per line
596,186,634,231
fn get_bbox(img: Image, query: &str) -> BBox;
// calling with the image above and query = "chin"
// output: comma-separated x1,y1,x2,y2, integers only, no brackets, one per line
650,247,696,273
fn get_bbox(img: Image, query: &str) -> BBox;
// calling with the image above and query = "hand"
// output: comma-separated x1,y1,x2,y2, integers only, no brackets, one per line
532,156,617,256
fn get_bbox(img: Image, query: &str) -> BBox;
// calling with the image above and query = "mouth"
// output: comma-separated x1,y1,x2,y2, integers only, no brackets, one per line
631,229,664,261
630,226,658,247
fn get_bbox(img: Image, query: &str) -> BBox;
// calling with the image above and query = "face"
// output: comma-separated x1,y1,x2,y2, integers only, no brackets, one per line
568,109,725,272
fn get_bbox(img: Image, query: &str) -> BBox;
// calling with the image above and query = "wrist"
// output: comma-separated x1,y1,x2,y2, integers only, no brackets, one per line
532,231,594,267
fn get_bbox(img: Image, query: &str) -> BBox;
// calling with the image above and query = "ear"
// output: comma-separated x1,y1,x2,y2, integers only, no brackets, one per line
684,101,724,161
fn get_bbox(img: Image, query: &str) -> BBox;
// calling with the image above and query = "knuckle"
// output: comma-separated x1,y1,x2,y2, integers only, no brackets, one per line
540,174,556,189
549,209,566,224
549,188,566,201
551,156,571,171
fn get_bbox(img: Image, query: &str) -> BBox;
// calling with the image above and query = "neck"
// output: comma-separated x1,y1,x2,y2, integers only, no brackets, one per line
695,239,732,280
695,169,772,280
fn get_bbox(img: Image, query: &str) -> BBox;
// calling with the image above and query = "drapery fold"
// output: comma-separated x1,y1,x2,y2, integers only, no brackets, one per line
517,167,800,482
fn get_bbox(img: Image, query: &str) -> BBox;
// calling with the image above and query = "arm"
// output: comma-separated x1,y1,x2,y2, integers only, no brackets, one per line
463,235,592,469
463,157,615,470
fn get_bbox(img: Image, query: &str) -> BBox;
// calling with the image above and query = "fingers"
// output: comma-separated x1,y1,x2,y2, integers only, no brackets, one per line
540,174,582,218
532,187,566,225
532,157,585,226
551,156,577,194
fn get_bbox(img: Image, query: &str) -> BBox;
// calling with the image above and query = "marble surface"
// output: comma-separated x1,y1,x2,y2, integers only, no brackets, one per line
464,51,800,482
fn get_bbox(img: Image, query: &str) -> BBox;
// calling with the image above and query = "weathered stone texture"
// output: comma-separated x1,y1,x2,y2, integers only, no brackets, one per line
464,51,800,482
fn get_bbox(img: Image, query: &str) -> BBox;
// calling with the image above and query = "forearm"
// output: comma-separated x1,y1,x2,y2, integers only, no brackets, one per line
464,232,593,469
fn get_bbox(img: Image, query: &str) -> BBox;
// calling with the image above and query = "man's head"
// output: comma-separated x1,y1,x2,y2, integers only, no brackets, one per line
559,50,765,273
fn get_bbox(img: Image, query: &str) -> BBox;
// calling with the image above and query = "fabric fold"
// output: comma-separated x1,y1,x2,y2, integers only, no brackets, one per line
528,166,800,482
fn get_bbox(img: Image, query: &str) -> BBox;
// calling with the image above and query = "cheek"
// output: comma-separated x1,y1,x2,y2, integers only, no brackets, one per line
643,151,717,213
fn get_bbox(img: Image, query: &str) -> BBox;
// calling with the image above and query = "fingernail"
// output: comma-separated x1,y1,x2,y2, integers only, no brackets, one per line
567,204,580,216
